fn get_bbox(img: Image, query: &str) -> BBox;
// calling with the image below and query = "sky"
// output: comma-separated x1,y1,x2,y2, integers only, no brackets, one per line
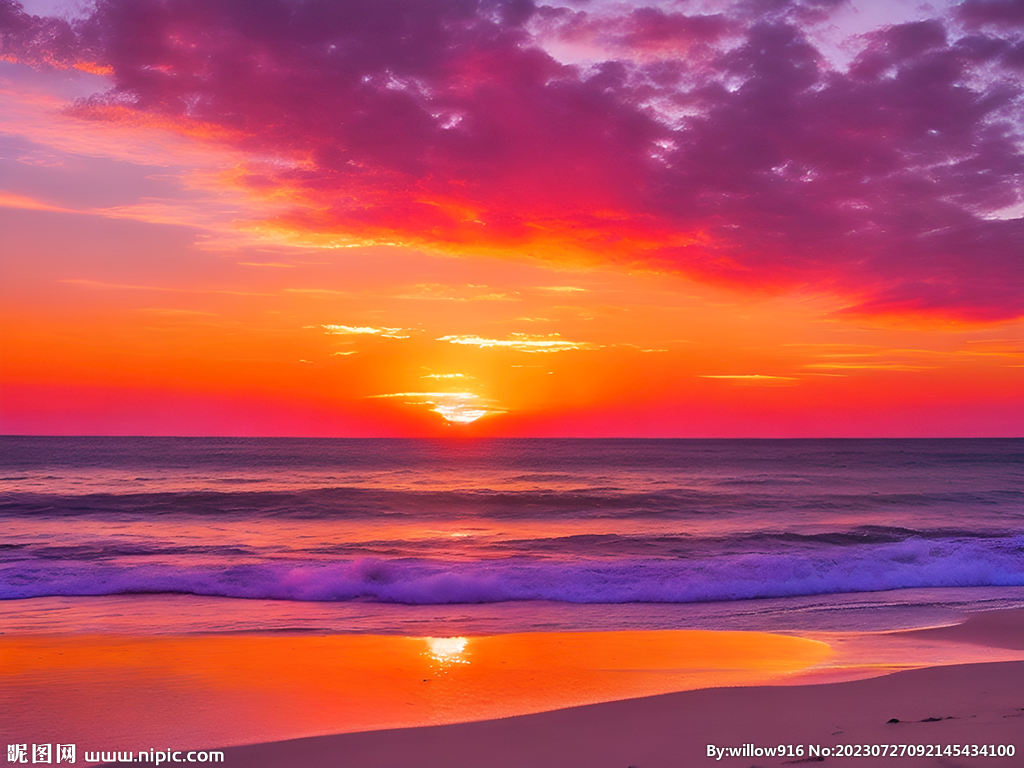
0,0,1021,437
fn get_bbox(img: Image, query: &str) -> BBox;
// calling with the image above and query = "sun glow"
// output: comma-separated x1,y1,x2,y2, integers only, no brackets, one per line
1,0,1020,439
432,402,490,424
367,392,501,424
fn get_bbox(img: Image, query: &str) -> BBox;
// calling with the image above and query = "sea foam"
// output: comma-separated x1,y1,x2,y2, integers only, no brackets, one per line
3,535,1021,604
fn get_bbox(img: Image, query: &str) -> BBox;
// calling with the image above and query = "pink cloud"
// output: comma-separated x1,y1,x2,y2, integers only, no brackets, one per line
4,0,1023,321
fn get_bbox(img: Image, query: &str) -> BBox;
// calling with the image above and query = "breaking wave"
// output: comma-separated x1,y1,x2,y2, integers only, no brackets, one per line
4,534,1022,604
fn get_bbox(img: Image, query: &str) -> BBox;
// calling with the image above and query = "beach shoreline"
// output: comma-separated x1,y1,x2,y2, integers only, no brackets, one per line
219,659,1024,767
3,606,1022,765
210,608,1023,766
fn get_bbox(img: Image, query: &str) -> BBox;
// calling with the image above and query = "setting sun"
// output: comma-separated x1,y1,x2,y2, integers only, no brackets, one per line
0,0,1020,437
1,1,1022,764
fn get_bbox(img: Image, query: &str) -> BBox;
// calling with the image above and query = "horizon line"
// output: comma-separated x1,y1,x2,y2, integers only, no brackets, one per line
2,434,1021,441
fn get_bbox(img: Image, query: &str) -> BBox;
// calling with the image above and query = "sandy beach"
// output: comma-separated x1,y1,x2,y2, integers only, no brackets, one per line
4,607,1021,767
220,660,1023,768
215,610,1024,768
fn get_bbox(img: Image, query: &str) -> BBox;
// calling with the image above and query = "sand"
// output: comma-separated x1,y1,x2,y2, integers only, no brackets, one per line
3,609,1022,766
218,610,1024,768
895,608,1024,651
220,660,1023,768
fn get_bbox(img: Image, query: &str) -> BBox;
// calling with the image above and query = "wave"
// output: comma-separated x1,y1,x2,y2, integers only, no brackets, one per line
4,535,1022,603
5,527,1017,563
0,488,722,518
3,486,1020,522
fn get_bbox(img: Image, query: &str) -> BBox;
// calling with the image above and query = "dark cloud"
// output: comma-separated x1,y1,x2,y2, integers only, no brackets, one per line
955,0,1024,31
534,5,734,59
5,0,1023,321
0,0,79,68
653,16,1024,319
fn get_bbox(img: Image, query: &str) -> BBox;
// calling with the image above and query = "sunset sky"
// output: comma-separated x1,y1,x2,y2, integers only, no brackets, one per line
1,0,1021,437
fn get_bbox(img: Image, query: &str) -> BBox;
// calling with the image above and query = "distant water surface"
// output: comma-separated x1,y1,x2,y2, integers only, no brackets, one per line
2,438,1022,631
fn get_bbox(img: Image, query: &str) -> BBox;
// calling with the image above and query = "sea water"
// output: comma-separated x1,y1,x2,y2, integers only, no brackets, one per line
2,437,1023,635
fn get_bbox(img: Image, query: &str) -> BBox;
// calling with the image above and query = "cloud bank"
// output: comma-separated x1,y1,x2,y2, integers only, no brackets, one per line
3,0,1022,321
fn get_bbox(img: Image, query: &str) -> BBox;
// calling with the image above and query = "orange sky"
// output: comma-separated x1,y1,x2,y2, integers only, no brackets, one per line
1,0,1021,436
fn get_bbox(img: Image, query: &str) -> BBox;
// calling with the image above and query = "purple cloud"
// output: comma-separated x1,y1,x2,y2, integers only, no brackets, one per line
3,0,1022,321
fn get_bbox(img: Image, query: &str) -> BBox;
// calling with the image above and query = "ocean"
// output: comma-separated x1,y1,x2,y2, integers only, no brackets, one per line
2,437,1023,636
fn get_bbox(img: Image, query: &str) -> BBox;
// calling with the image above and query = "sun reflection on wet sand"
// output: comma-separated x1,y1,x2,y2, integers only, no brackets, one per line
424,637,470,664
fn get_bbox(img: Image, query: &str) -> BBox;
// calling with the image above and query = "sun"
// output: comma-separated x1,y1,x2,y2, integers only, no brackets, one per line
431,399,490,424
368,390,504,425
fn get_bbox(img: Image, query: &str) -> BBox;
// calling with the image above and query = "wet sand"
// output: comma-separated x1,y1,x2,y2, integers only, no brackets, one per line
0,629,832,747
222,659,1024,768
218,609,1024,767
2,609,1021,765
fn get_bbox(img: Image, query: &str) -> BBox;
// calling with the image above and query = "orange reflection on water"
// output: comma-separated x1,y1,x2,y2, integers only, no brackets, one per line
0,630,830,748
